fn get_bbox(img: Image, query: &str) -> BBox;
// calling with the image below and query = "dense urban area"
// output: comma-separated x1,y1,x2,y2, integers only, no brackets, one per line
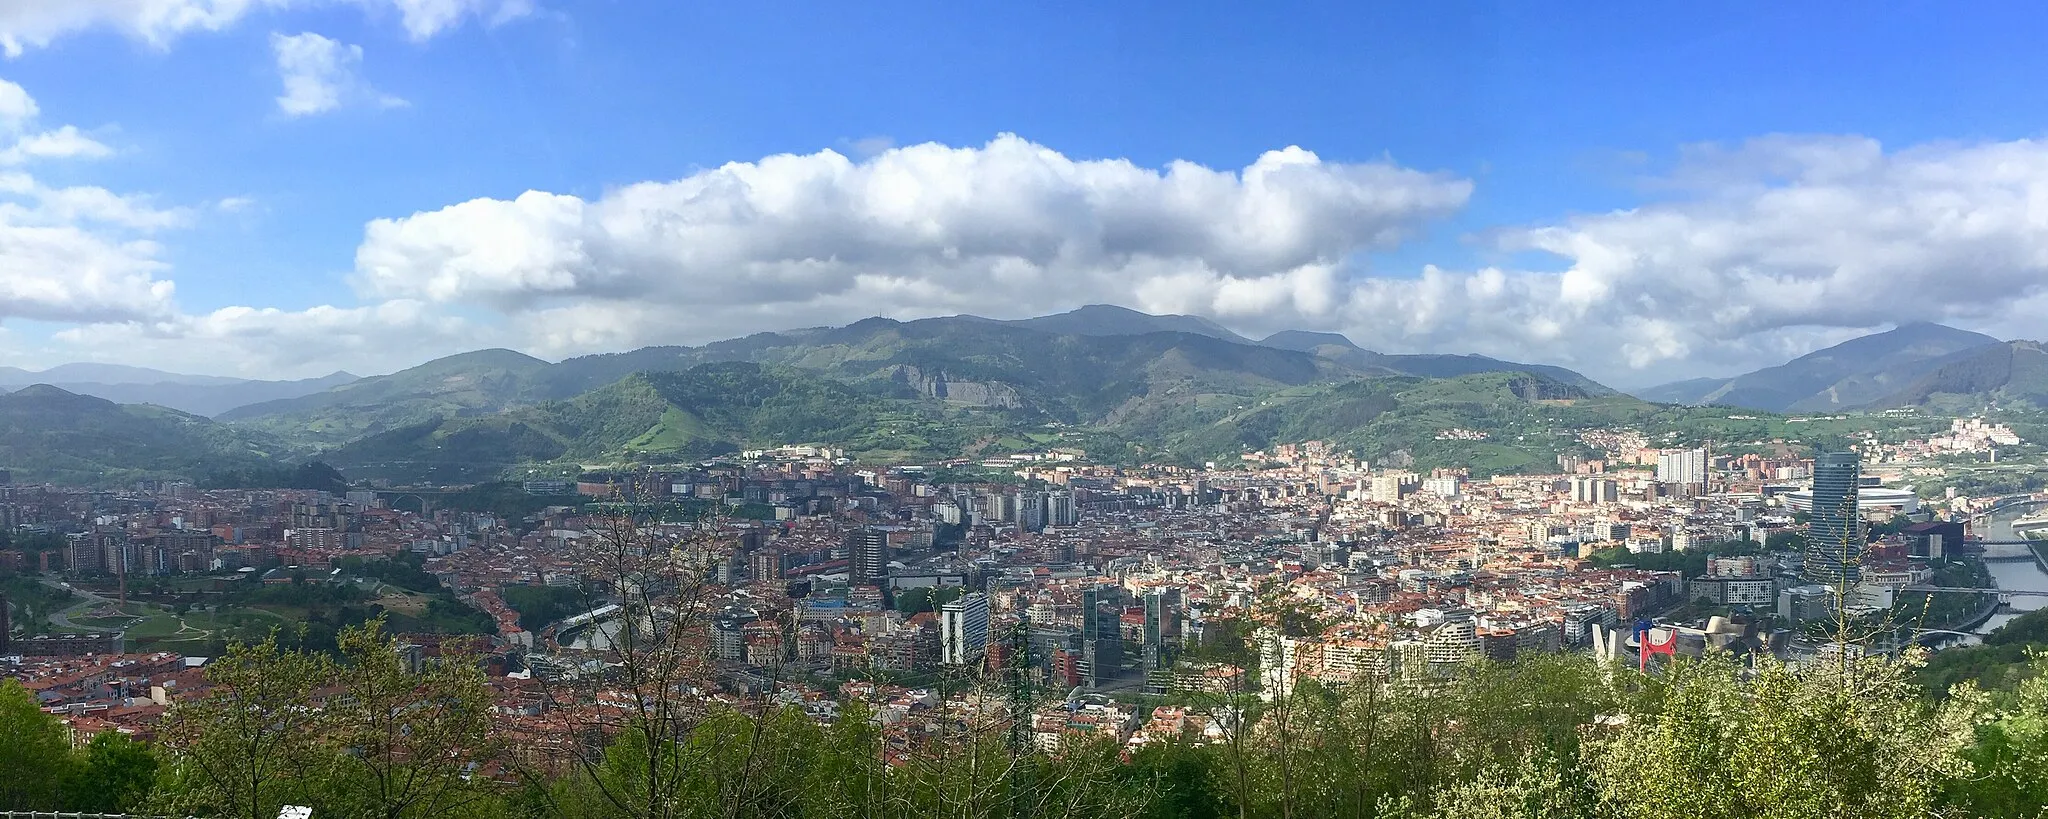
7,387,2048,817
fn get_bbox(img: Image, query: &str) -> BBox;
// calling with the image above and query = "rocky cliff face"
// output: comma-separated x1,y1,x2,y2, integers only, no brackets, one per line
887,366,1024,408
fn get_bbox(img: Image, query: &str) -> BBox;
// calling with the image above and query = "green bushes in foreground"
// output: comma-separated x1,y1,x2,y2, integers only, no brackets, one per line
5,628,2048,818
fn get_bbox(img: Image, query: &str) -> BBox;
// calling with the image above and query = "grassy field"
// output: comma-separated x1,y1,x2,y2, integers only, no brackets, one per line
76,600,293,652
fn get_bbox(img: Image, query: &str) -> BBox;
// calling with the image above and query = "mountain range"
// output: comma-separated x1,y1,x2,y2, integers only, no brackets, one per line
217,306,1617,448
1632,322,2017,412
1,307,2035,486
3,306,1629,484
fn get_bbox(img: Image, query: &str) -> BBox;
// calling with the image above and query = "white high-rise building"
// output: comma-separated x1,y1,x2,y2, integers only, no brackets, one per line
940,592,992,666
1570,477,1617,504
1656,448,1708,486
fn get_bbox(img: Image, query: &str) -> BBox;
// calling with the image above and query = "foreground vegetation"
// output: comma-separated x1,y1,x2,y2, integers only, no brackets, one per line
5,616,2048,819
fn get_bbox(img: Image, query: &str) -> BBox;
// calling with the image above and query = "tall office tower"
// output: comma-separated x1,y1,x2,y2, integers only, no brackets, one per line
1802,452,1864,585
846,529,889,585
940,592,992,665
1080,584,1123,686
1656,448,1708,486
1046,490,1078,527
1141,589,1183,669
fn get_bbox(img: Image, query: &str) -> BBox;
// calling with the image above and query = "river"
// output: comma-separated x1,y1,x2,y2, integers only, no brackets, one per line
1973,504,2048,635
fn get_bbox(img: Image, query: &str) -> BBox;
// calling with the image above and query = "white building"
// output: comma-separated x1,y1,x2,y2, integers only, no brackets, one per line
1656,449,1708,486
939,592,991,666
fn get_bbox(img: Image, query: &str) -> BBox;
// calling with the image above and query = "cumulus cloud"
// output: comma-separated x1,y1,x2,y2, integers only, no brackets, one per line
0,76,35,125
0,0,529,56
0,78,114,164
0,125,114,163
1292,135,2048,381
0,170,187,323
333,133,2048,384
25,131,2048,385
0,80,178,326
352,134,1474,353
271,32,403,116
0,213,176,324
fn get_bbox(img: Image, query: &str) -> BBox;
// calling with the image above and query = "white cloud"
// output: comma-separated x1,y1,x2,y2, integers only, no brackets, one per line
0,125,113,164
0,0,529,56
382,0,532,41
271,32,403,116
1280,135,2048,382
353,134,1473,353
0,0,278,56
22,130,2048,385
0,76,35,126
0,172,186,324
52,299,482,376
0,79,115,164
0,78,181,326
338,133,2048,384
0,212,176,324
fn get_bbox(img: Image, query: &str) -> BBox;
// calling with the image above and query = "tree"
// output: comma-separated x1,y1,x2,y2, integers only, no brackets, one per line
522,509,728,819
0,678,74,810
318,618,500,819
155,633,334,819
63,730,158,813
1428,751,1591,819
1588,653,1973,819
1948,653,2048,818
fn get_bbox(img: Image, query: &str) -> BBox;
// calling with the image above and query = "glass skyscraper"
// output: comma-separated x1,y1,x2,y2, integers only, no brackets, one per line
1802,451,1864,585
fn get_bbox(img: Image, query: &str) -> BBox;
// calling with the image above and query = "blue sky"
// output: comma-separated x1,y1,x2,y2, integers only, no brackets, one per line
3,1,2048,386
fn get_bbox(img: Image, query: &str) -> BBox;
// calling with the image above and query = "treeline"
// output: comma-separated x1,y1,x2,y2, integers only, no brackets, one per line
198,460,349,493
1921,607,2048,694
4,620,2047,819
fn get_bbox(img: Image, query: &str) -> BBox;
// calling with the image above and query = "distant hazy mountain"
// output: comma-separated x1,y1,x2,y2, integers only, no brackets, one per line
1869,340,2048,410
1633,322,2002,411
0,363,247,387
0,385,283,485
0,365,358,416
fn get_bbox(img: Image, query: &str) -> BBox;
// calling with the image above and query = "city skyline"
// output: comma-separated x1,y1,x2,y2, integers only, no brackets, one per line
5,3,2048,386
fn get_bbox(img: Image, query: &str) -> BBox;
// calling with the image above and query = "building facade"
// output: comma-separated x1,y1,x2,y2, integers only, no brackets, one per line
1803,452,1863,585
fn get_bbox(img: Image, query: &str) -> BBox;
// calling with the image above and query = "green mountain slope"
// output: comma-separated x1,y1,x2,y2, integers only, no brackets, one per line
222,308,1625,480
1872,340,2048,410
0,385,285,485
240,315,1363,448
321,362,1012,482
1256,328,1615,394
1143,371,1618,474
218,349,552,445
